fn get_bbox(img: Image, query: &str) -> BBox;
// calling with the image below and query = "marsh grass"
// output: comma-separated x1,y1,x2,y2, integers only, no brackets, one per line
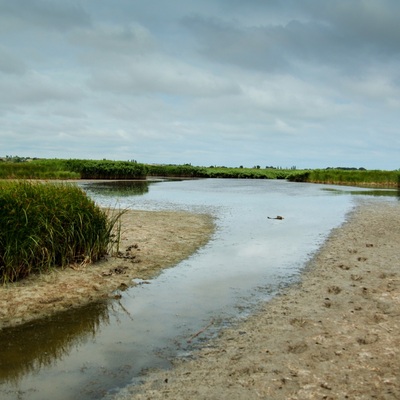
0,159,79,179
0,181,123,283
201,167,299,179
292,169,400,187
65,159,148,179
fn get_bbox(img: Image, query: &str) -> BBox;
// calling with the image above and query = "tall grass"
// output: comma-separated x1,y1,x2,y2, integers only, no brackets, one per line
199,167,303,179
65,159,148,179
146,164,207,177
288,169,400,187
0,181,122,283
1,158,398,187
147,165,305,179
0,159,79,179
0,159,147,180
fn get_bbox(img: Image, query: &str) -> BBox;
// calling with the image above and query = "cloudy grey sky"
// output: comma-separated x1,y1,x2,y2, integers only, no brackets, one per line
1,0,399,169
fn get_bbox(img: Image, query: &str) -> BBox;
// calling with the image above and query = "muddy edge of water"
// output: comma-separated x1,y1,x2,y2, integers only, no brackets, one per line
114,200,400,400
0,210,215,329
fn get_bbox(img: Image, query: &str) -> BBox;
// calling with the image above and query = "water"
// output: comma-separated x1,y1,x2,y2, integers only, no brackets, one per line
0,179,397,400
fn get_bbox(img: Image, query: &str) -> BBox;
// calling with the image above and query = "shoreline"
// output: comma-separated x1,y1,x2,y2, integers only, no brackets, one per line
0,210,214,330
115,200,400,400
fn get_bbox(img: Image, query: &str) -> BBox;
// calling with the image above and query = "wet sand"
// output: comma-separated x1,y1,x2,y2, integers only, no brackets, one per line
1,200,399,399
0,210,214,329
114,200,400,400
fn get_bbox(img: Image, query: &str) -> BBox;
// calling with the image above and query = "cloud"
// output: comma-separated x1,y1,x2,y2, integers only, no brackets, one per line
72,23,157,55
0,0,399,169
0,70,84,108
0,0,91,32
87,55,240,98
70,23,241,98
0,45,26,75
308,1,400,52
182,1,400,77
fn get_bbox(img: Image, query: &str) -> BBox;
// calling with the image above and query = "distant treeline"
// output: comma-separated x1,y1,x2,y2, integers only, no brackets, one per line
0,158,399,187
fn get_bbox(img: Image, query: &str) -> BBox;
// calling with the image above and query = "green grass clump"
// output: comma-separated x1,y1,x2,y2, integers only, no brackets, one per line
0,181,121,283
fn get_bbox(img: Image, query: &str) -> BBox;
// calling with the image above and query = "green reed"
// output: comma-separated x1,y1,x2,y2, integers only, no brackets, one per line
0,159,79,179
0,181,122,283
288,169,400,187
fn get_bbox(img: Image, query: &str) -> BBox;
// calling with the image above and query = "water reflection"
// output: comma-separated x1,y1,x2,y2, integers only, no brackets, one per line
322,187,400,199
82,180,152,197
0,301,109,384
2,179,397,400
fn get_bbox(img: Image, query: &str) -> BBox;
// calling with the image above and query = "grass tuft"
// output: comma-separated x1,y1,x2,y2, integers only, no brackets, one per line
0,181,123,283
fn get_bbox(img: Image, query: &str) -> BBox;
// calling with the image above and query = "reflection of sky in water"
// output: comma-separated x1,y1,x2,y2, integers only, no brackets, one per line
2,179,398,400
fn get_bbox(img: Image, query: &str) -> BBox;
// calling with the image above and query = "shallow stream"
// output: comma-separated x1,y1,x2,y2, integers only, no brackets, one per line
0,179,398,399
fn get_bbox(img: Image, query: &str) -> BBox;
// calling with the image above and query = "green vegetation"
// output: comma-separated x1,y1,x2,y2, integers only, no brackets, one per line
0,157,398,187
200,167,299,179
147,164,303,179
83,180,151,197
0,158,79,179
0,158,147,180
288,169,400,187
64,159,147,179
146,163,206,177
0,181,122,283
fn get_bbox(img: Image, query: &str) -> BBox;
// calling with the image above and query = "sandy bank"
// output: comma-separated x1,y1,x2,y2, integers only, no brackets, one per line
115,200,400,400
0,210,214,329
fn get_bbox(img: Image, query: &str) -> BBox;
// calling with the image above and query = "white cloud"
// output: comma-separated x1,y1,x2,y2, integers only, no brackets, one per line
88,54,240,98
0,70,84,113
0,0,399,169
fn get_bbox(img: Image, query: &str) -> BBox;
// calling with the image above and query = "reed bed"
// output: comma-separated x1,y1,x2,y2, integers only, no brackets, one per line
0,181,122,283
0,159,79,179
65,159,148,179
146,164,301,179
289,169,400,187
146,164,207,177
1,159,398,186
200,167,299,179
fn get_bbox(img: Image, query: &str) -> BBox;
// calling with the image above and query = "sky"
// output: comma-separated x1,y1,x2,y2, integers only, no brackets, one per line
0,0,399,170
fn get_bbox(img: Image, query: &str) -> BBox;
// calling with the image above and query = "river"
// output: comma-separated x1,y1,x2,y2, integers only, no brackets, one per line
0,179,397,400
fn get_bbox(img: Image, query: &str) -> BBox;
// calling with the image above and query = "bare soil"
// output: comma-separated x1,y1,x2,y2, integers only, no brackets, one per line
114,201,400,400
0,210,214,329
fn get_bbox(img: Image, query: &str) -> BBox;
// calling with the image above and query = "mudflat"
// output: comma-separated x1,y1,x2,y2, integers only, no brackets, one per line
1,200,399,400
0,210,214,329
114,200,400,400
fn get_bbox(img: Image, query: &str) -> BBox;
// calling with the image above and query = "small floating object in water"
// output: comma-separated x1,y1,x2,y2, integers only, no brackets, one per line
267,216,284,220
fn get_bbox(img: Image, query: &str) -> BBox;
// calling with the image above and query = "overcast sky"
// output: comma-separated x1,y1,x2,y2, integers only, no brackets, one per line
1,1,399,169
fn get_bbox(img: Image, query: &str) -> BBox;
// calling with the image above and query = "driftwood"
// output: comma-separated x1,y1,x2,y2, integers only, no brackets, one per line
187,319,215,343
267,216,284,220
